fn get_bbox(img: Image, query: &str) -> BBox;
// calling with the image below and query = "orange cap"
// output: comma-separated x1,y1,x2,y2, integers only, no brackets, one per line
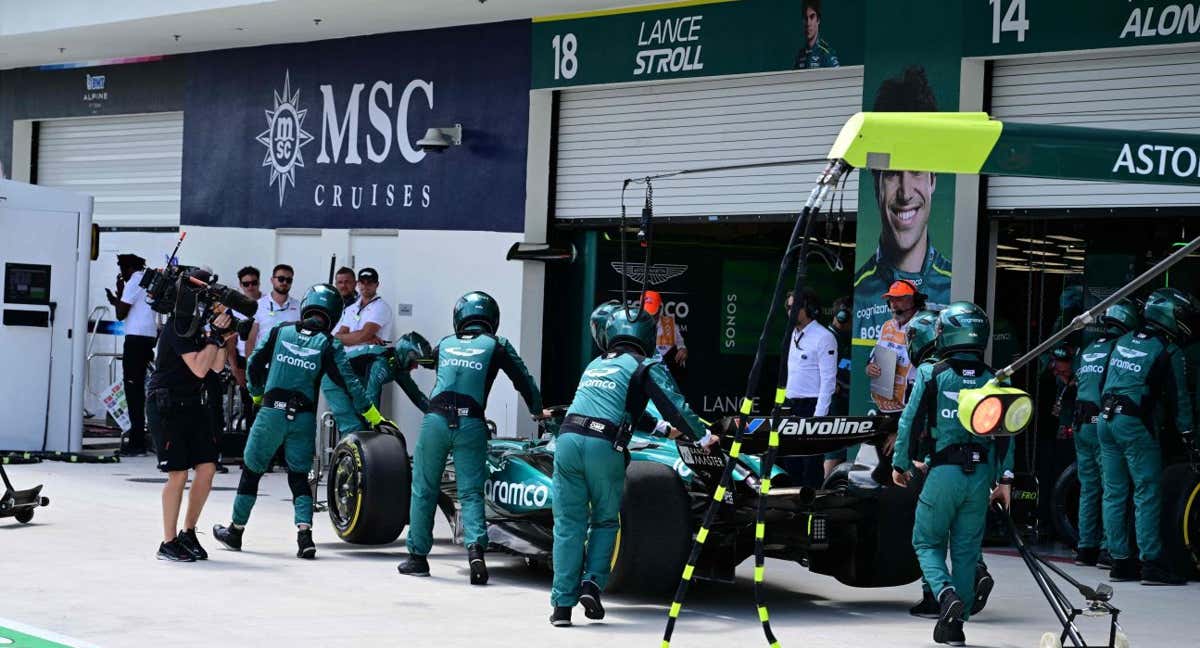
882,280,918,299
642,290,663,315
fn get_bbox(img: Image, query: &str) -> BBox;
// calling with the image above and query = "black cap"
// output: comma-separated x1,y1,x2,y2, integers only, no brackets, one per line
358,267,379,283
116,253,146,268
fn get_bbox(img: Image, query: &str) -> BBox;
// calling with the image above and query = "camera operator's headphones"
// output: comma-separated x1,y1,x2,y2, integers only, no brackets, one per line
833,302,850,325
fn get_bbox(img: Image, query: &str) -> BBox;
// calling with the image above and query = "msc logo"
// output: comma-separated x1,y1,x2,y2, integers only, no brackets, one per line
256,71,315,206
1082,352,1109,363
484,479,549,508
445,347,487,357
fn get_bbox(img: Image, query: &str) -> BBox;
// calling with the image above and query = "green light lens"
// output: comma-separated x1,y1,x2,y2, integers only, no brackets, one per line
1004,395,1033,433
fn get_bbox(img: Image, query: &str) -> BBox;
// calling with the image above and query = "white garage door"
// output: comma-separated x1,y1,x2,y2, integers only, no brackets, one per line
988,47,1200,210
36,112,184,227
554,67,863,221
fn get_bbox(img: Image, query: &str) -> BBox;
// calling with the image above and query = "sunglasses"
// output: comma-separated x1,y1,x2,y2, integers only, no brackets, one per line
241,280,260,287
273,276,293,283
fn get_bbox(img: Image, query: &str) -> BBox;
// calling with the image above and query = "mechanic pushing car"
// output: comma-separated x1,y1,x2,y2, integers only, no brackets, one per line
1070,301,1140,568
892,302,1014,646
321,331,433,436
1097,288,1196,585
901,310,995,623
549,304,719,628
397,291,546,584
213,284,394,559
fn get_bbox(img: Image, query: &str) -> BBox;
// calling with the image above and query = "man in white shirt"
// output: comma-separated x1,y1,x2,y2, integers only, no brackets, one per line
334,267,393,348
780,288,838,488
245,264,300,352
106,253,159,455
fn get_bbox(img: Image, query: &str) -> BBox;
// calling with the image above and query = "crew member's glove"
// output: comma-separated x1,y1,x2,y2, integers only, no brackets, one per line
362,405,399,435
251,395,263,407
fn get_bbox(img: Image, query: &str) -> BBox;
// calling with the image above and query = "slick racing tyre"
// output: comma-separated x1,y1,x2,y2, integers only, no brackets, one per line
1052,462,1081,548
1160,462,1200,580
328,431,411,545
607,462,691,595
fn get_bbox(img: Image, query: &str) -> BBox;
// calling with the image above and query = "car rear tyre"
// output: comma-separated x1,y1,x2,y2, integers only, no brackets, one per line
607,462,691,595
1160,462,1200,580
327,431,411,545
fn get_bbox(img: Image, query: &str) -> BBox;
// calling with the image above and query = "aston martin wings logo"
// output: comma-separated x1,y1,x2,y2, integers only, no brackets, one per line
445,347,487,357
1116,346,1148,359
256,71,314,206
610,262,688,286
1082,352,1108,363
281,340,321,357
943,391,960,402
584,367,622,378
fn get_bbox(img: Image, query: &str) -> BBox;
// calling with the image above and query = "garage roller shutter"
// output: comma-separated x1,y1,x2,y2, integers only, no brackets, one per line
36,112,183,227
554,68,863,221
989,48,1200,211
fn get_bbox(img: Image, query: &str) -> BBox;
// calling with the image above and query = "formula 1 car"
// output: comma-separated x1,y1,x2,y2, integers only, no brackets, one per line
326,410,923,595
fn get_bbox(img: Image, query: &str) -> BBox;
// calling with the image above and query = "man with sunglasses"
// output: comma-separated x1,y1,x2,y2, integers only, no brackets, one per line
334,267,393,349
245,264,301,353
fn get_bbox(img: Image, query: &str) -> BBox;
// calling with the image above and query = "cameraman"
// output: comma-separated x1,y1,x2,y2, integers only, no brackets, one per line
147,277,237,562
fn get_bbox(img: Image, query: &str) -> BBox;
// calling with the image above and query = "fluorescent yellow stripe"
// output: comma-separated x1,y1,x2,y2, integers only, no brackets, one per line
754,565,765,582
769,431,780,447
755,522,765,539
740,398,754,415
758,606,770,622
534,0,737,22
1185,482,1200,547
807,514,813,535
761,478,772,494
662,642,671,648
729,441,742,458
669,602,682,618
696,527,709,543
853,266,877,288
774,388,786,405
712,486,727,501
771,643,781,648
682,565,695,581
852,337,879,347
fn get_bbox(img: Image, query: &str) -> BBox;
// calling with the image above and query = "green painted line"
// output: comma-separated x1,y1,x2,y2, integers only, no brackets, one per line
0,626,73,648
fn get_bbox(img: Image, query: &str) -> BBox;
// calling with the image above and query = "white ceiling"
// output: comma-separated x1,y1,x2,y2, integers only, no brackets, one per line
0,0,663,70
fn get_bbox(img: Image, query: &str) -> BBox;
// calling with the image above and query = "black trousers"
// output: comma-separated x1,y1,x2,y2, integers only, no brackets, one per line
122,334,156,448
779,397,825,489
204,371,227,458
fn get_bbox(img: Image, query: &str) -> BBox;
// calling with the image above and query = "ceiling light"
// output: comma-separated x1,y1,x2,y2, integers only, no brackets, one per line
1046,235,1085,242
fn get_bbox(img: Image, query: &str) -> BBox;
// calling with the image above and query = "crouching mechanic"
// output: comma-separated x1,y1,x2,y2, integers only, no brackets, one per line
1071,301,1140,567
397,291,545,583
892,302,1014,646
213,284,393,559
322,332,433,436
902,311,994,622
1098,288,1195,585
549,305,719,628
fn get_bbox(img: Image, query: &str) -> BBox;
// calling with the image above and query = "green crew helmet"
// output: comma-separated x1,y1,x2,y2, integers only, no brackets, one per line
605,306,657,356
299,284,344,332
906,310,940,365
393,331,434,369
589,300,622,351
935,301,990,354
1099,300,1140,336
1143,287,1198,340
453,291,500,334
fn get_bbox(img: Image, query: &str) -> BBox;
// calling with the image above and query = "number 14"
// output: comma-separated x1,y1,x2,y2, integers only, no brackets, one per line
990,0,1029,44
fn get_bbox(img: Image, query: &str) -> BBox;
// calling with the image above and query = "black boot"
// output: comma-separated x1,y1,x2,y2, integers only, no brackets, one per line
944,620,966,647
177,528,208,560
972,563,994,615
579,580,605,620
1109,557,1139,582
1141,558,1186,585
1097,549,1113,569
909,587,940,618
297,528,316,559
933,588,964,646
397,554,431,577
550,606,573,627
468,543,488,585
212,523,243,551
1073,546,1100,566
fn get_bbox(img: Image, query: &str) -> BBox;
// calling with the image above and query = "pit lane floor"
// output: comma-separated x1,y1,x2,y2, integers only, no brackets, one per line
3,457,1196,648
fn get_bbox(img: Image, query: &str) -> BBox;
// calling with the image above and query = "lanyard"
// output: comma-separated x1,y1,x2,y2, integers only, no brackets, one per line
268,297,293,316
354,296,381,321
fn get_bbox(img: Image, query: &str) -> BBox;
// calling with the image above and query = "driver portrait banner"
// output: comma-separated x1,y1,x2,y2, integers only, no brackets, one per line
181,20,531,232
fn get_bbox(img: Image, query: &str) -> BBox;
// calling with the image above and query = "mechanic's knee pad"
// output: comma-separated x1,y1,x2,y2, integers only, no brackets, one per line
287,470,310,499
238,469,264,497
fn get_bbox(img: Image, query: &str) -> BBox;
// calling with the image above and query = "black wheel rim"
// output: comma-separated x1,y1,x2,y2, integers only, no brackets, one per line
330,452,361,530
